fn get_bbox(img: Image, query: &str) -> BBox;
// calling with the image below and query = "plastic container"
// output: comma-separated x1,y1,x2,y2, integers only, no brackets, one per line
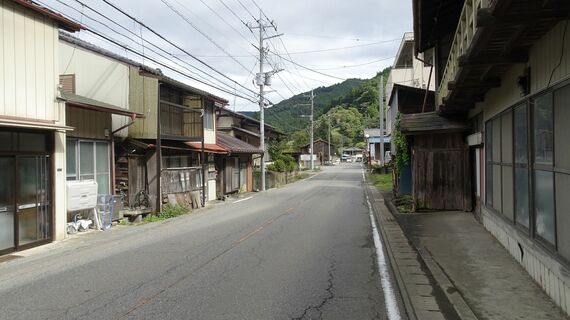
97,195,118,230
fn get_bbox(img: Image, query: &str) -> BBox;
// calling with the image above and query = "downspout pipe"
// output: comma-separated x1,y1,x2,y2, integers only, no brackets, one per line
414,55,434,113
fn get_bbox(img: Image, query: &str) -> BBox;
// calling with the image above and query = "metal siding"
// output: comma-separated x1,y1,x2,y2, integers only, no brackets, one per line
530,22,570,93
66,106,111,140
0,1,59,122
0,2,4,115
13,4,25,118
128,67,158,139
59,42,131,137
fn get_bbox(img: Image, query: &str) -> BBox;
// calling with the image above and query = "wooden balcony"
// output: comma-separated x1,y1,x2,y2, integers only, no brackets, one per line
436,0,569,113
159,100,203,142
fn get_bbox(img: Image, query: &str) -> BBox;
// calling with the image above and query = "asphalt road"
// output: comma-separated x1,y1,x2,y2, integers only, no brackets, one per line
0,163,396,320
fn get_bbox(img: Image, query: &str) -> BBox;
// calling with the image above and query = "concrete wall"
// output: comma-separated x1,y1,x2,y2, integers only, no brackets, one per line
59,41,130,137
0,0,60,122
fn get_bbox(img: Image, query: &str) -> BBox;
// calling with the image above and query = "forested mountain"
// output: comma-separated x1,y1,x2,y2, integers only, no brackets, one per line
253,79,367,133
258,68,390,135
262,67,391,151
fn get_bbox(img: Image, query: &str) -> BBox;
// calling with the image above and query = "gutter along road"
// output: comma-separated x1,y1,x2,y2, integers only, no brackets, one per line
0,164,401,319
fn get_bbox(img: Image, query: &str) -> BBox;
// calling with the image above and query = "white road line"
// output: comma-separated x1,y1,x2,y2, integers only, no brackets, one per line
363,169,401,320
233,196,253,204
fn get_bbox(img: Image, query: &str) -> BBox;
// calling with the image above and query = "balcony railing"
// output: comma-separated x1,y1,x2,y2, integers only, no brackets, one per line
159,100,203,140
436,0,490,107
161,166,203,194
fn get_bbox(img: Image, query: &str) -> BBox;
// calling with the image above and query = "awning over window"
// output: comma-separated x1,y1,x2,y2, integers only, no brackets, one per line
61,91,144,118
216,132,262,154
185,142,228,154
0,117,73,131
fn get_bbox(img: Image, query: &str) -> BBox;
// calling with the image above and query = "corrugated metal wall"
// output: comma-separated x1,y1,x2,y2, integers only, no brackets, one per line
0,0,59,121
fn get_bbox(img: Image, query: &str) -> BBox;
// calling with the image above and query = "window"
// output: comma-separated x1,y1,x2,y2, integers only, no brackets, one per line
66,140,77,180
67,139,110,195
533,93,554,164
514,104,529,228
484,83,570,252
204,105,214,130
485,122,493,206
534,170,555,244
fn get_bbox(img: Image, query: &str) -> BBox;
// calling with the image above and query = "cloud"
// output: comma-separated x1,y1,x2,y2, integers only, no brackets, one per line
44,0,412,111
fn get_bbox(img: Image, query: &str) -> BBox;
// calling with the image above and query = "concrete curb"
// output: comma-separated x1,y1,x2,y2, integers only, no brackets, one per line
364,182,417,320
384,197,479,320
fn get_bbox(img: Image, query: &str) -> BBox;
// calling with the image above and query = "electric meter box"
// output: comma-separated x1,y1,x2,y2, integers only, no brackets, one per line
66,180,98,212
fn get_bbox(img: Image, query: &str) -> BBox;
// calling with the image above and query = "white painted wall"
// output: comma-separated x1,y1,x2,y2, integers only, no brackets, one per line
478,21,570,121
0,0,61,122
59,41,131,137
386,34,435,136
204,129,216,144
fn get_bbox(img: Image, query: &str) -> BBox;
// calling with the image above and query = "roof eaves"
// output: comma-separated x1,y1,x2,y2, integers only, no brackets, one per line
15,0,82,32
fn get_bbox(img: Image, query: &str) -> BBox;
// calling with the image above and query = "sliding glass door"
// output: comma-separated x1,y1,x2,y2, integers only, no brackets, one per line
0,157,15,253
0,155,51,253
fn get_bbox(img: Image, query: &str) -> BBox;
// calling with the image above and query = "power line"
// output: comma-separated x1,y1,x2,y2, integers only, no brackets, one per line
196,0,256,47
160,0,253,73
312,56,395,71
60,0,248,97
284,38,401,55
216,0,255,37
233,0,256,20
40,0,259,102
269,50,346,81
99,0,259,98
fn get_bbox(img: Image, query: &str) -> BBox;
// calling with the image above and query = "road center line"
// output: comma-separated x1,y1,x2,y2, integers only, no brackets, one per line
363,169,401,320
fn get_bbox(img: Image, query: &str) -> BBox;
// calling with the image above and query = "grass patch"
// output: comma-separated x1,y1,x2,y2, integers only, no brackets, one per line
297,172,311,179
394,195,413,213
370,172,393,191
143,204,189,223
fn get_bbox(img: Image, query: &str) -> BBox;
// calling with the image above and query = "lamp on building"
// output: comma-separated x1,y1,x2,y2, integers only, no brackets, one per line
517,67,531,97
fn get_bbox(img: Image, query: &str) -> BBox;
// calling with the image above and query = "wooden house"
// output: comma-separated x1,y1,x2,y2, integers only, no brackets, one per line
59,32,144,223
413,0,570,313
299,138,335,165
0,0,81,255
216,107,283,163
215,132,262,196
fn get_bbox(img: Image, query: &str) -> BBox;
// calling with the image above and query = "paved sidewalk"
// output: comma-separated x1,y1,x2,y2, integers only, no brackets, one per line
387,199,569,320
366,183,462,320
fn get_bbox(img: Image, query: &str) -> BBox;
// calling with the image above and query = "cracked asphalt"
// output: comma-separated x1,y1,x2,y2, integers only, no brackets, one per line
0,163,394,319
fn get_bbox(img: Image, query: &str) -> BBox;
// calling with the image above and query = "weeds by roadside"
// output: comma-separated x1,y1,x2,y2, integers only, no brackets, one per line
370,172,393,192
143,204,189,223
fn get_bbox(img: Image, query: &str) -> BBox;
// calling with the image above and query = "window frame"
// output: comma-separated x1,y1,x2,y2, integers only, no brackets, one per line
483,81,570,254
66,139,111,195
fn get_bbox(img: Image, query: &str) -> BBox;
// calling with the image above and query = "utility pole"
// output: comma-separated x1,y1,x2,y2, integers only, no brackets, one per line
327,115,331,165
379,75,385,168
248,11,280,191
310,89,315,170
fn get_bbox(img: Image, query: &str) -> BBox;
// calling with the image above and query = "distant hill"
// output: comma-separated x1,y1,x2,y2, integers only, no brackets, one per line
257,68,390,134
239,111,257,118
258,78,368,133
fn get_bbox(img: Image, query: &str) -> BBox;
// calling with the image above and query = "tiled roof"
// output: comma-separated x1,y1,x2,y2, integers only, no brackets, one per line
217,132,262,154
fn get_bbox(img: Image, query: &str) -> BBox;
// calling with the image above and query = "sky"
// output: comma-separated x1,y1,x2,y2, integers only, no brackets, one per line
43,0,413,111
